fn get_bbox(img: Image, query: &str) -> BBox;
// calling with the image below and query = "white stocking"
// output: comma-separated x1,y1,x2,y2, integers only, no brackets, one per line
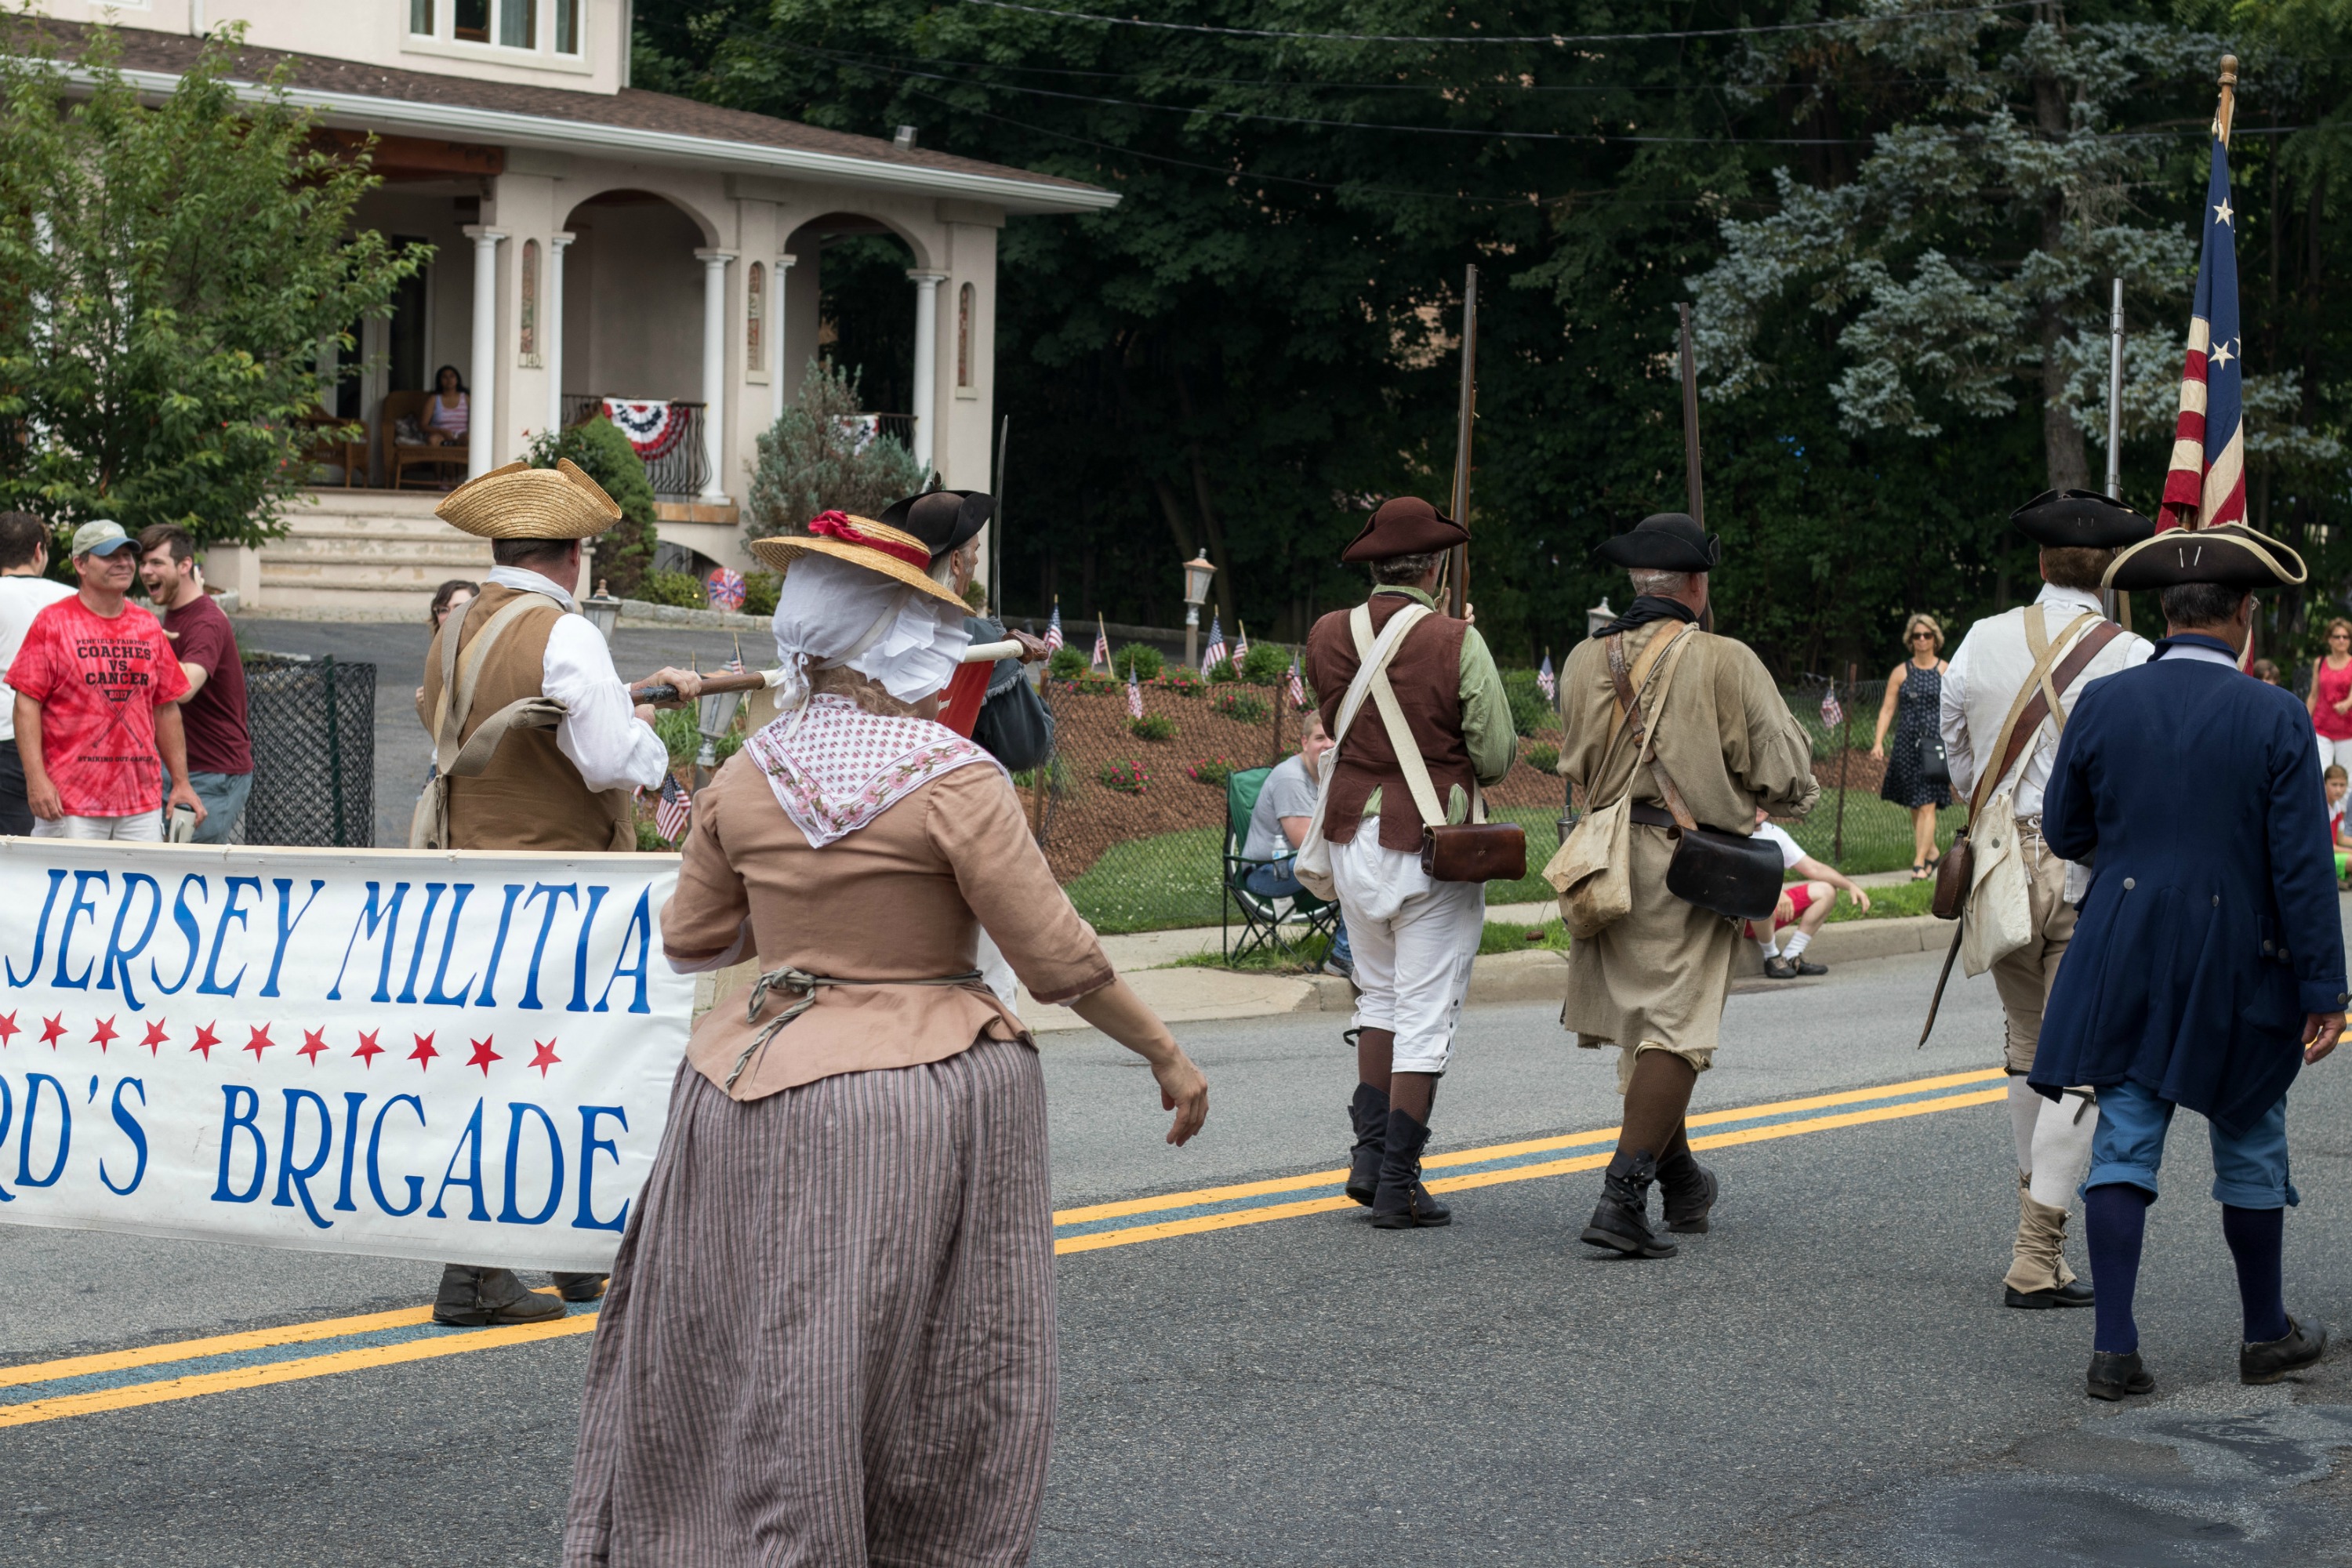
2005,1075,2039,1178
2028,1092,2098,1210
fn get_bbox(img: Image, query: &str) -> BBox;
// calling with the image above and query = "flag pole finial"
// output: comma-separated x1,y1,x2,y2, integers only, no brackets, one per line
2217,54,2239,148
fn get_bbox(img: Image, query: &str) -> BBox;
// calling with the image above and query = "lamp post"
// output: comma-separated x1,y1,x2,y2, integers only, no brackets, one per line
580,582,622,646
695,685,745,772
1181,550,1217,671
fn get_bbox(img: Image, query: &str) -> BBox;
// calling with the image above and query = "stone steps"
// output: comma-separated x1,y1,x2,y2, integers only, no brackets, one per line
252,494,492,613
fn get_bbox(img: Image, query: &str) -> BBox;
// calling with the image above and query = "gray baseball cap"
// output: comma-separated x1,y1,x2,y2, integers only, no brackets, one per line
71,520,134,557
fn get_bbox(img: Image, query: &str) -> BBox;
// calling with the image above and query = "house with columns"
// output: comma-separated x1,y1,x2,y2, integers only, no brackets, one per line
28,2,1113,613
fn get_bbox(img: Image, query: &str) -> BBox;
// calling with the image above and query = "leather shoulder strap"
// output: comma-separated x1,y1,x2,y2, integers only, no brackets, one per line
1969,613,2120,819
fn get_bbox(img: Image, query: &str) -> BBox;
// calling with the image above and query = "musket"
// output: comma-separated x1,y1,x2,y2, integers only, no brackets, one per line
1679,303,1712,632
1446,264,1477,619
630,640,1022,705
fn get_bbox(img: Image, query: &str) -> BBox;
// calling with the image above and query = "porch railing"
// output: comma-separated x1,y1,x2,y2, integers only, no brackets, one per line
564,394,710,499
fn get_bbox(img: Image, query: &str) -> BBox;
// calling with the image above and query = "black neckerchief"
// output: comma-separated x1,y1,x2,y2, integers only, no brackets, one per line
1591,595,1697,639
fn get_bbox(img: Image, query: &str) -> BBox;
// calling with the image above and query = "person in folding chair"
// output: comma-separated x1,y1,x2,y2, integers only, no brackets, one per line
1305,496,1516,1230
1227,710,1351,975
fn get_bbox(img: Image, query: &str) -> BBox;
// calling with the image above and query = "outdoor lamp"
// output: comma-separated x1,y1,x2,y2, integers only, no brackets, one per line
581,589,623,646
695,685,744,771
1586,597,1617,641
1181,550,1217,670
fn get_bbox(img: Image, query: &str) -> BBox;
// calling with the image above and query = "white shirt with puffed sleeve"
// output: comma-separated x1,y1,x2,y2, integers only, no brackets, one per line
484,565,670,793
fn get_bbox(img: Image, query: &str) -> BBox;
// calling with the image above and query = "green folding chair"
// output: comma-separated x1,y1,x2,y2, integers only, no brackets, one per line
1221,764,1341,964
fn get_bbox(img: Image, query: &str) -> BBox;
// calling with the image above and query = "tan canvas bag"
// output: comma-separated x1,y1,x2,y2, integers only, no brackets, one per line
408,593,573,849
1543,623,1697,938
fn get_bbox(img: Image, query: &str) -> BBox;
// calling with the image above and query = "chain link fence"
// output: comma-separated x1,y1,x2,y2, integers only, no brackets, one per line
1782,673,1962,875
243,655,376,848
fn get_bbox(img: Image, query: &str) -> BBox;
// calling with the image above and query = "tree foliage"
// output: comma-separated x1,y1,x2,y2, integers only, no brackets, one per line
746,358,929,543
524,416,660,597
0,22,427,548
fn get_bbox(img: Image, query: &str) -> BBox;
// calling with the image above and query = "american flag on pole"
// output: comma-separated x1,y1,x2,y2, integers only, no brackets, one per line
1042,601,1065,655
1232,622,1250,670
1091,616,1110,670
1536,650,1556,702
2158,127,2245,532
1820,685,1844,728
655,774,692,840
1286,652,1306,708
1127,665,1145,720
1201,612,1228,673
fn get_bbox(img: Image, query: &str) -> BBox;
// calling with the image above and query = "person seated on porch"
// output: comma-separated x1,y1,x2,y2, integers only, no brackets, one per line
422,365,469,446
1241,710,1353,978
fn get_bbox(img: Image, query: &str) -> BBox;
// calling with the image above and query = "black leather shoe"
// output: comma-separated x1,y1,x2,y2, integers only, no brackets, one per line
1655,1148,1719,1235
1791,958,1827,975
1581,1150,1677,1258
2241,1316,2327,1385
432,1265,565,1327
1345,1082,1389,1208
1762,956,1799,980
2086,1350,2154,1400
2006,1279,2096,1309
554,1272,608,1304
1370,1108,1451,1229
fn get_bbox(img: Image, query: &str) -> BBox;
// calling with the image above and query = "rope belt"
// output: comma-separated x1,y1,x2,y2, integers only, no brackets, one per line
727,964,987,1089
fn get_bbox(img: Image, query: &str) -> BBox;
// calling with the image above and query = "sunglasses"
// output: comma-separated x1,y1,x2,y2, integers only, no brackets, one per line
1910,631,1935,641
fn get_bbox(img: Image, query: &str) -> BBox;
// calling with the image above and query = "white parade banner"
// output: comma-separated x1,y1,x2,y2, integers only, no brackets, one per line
0,839,690,1272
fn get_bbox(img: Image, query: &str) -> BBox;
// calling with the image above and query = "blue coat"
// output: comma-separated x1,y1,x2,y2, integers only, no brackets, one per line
2033,634,2348,1135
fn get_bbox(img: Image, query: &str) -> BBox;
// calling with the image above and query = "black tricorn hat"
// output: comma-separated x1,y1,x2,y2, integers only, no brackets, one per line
877,488,995,560
2103,524,2308,593
1340,495,1469,563
1591,512,1719,573
2010,489,2155,550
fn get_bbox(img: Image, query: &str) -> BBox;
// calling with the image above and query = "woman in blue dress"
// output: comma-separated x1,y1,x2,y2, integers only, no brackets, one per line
1871,612,1953,879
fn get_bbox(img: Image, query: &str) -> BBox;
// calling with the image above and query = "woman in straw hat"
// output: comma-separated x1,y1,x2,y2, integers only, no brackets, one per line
563,510,1209,1567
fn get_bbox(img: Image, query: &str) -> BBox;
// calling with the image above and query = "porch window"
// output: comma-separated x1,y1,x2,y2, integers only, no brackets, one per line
956,282,974,387
409,0,433,34
454,0,488,42
555,0,580,53
747,261,766,361
498,0,535,49
519,238,540,365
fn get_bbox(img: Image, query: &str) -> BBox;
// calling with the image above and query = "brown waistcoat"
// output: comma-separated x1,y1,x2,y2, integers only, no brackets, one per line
1305,592,1472,851
419,583,634,853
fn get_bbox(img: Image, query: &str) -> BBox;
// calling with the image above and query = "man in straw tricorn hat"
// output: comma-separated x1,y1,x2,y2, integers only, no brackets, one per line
562,507,1205,1565
1936,489,2154,1313
416,458,704,1326
2033,521,2343,1401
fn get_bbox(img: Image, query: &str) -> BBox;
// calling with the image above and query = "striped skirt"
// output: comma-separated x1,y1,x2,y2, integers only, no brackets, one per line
563,1036,1057,1566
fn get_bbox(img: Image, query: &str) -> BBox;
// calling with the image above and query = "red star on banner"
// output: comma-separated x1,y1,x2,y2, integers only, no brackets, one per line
464,1036,501,1076
141,1019,168,1054
352,1029,383,1067
528,1039,561,1077
90,1016,117,1052
190,1022,220,1059
41,1014,67,1047
408,1032,437,1070
0,1011,20,1046
298,1027,329,1065
243,1025,274,1061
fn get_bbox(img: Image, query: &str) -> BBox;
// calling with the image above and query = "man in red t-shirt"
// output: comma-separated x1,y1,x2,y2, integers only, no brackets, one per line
8,521,199,840
139,523,252,843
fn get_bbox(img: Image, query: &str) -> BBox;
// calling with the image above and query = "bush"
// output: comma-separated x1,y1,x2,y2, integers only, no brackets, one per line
1158,666,1203,695
637,569,706,609
1501,667,1554,739
1048,645,1088,679
1210,688,1272,724
1099,758,1149,793
1185,756,1243,788
1526,742,1560,774
1130,712,1178,741
528,416,659,599
741,571,779,619
744,358,928,547
1011,757,1071,793
1112,643,1164,681
1205,656,1239,684
1239,642,1290,683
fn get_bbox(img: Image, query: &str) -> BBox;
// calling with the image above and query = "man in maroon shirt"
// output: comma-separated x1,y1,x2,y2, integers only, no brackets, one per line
139,524,252,843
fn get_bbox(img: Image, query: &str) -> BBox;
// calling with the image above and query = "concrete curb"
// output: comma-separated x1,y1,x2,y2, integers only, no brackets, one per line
614,598,770,632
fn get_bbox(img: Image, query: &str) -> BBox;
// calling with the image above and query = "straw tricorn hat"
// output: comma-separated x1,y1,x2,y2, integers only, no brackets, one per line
2102,523,2308,593
750,511,968,608
434,459,623,540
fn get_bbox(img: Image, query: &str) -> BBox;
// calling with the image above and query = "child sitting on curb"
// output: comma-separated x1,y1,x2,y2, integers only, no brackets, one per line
1745,808,1874,979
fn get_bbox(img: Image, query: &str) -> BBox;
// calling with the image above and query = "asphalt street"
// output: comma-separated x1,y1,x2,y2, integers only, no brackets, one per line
7,928,2352,1566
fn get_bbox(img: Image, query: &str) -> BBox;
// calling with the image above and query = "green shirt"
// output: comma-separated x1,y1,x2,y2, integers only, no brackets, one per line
1356,585,1518,824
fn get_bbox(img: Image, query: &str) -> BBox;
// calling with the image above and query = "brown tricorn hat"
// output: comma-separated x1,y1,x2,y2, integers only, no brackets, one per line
1340,495,1468,563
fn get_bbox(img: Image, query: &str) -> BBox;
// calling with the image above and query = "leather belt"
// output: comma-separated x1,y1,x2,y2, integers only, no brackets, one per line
1628,802,1678,829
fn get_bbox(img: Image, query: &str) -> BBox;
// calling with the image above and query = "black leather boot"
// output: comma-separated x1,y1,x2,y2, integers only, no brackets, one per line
1581,1150,1677,1258
1345,1083,1390,1207
1654,1144,1720,1235
554,1272,608,1303
432,1264,566,1327
2086,1349,2154,1400
2240,1316,2327,1385
1369,1108,1451,1229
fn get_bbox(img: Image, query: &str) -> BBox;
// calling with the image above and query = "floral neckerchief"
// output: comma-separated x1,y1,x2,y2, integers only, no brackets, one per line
741,694,1000,848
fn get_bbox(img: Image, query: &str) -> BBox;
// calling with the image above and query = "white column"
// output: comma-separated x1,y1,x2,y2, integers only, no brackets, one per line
695,247,735,503
907,270,947,475
546,230,574,441
462,224,506,480
771,252,796,425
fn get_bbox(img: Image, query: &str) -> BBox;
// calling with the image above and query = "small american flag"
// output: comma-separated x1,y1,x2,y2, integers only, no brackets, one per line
1820,686,1844,728
1201,612,1227,673
1232,622,1250,670
1286,652,1306,708
1127,665,1145,720
1042,602,1064,654
1091,617,1111,670
1536,650,1555,702
655,774,692,840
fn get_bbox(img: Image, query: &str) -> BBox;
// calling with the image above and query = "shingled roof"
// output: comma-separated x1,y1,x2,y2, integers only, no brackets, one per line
16,18,1115,213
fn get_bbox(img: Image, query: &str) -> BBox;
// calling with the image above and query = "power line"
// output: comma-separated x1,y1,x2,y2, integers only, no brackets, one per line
955,0,2045,46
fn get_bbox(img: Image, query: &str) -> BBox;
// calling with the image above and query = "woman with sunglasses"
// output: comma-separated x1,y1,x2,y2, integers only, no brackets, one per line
1871,613,1953,878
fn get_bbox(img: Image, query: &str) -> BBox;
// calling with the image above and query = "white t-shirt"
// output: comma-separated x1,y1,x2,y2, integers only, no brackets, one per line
0,575,78,742
1754,821,1806,871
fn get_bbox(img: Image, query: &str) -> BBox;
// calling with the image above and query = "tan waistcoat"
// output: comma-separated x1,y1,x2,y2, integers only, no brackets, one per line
419,583,634,852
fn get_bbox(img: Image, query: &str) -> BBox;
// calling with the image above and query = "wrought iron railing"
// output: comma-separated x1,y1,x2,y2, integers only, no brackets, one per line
564,394,710,499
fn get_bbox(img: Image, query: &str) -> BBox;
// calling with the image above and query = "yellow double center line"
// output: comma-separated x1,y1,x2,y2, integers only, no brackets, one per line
0,1068,2004,1428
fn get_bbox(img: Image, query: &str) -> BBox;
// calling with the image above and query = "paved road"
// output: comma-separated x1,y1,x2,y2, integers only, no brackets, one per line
6,936,2352,1566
